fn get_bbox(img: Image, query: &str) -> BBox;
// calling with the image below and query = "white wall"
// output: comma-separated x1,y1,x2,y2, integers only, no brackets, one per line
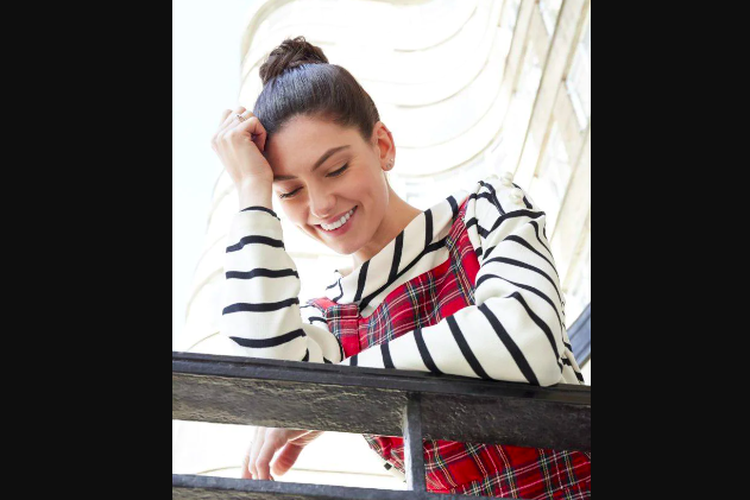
173,0,262,347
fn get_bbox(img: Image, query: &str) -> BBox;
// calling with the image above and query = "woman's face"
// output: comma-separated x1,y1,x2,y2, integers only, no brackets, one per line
264,115,394,256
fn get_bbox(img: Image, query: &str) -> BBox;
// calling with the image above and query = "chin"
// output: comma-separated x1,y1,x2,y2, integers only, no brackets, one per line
299,225,355,254
322,238,359,256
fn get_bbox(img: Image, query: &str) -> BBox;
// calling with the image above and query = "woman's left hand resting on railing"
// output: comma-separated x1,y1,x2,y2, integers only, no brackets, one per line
243,426,324,480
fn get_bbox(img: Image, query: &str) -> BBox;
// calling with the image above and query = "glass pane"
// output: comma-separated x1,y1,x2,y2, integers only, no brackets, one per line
529,121,572,234
565,8,590,129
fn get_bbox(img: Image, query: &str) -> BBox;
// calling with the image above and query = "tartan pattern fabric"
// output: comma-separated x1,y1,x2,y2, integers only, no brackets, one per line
308,297,360,359
364,439,591,498
308,197,590,498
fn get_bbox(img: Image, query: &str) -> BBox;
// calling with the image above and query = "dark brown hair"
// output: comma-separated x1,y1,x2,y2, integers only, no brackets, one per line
252,36,381,143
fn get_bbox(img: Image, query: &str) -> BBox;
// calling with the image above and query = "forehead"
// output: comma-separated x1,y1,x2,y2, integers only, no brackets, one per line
266,115,366,172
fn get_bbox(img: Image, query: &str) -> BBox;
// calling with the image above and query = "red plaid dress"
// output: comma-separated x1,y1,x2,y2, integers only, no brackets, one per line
308,197,591,499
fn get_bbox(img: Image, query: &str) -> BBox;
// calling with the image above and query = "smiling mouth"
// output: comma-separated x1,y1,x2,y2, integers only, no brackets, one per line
319,206,357,232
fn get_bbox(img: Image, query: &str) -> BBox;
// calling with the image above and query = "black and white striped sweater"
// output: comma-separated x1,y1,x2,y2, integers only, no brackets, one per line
221,173,584,386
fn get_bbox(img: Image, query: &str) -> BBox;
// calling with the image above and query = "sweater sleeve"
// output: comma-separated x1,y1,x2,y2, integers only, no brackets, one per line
220,206,344,364
338,176,584,386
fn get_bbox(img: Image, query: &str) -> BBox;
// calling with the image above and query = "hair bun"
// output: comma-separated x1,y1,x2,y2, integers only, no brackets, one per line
259,36,329,86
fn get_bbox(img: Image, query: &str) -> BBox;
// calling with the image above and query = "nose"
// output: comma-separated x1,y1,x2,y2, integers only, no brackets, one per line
309,187,336,221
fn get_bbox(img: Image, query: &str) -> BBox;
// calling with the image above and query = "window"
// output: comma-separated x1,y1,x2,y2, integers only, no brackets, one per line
529,121,571,235
565,8,591,130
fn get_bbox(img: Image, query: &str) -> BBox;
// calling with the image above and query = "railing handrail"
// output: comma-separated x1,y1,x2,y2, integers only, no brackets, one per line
173,351,592,401
173,351,590,450
173,351,590,499
173,473,524,499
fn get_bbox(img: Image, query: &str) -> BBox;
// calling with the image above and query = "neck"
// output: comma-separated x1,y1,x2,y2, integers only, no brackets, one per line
352,188,422,269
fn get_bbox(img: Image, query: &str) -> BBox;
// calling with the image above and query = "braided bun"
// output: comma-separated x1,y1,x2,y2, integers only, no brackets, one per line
259,36,328,86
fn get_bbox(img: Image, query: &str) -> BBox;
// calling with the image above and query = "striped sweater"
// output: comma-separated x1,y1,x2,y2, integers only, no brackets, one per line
221,173,584,387
221,173,590,496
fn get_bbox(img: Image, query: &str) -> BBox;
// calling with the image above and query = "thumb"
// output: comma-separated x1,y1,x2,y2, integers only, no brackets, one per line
270,442,306,477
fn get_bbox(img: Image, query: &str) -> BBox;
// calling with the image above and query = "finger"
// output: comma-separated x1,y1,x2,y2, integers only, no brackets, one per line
248,426,266,479
219,107,244,130
248,427,265,479
213,107,245,148
271,442,305,477
241,433,257,479
238,109,254,121
213,108,237,148
218,108,233,127
218,106,247,134
241,448,253,479
255,430,283,480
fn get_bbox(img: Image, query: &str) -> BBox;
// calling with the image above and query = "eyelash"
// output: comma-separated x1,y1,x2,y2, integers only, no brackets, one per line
328,163,349,177
278,164,349,199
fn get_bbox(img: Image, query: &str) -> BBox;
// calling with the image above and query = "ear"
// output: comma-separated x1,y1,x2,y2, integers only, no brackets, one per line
371,121,396,171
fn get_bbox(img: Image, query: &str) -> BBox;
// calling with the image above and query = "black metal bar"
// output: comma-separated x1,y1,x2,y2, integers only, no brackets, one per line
172,474,524,500
173,352,591,451
402,393,426,493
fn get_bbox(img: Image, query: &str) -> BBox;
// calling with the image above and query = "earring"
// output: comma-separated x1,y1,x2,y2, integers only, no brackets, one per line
387,158,394,168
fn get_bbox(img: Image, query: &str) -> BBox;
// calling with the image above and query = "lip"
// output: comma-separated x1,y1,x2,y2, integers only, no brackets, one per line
321,207,356,226
316,206,357,237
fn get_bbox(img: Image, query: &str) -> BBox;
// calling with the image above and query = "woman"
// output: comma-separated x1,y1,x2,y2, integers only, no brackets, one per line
212,36,590,498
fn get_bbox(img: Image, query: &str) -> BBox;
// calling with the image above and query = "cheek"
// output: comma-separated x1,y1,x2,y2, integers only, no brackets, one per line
353,168,387,202
279,203,305,227
284,199,321,236
368,172,390,209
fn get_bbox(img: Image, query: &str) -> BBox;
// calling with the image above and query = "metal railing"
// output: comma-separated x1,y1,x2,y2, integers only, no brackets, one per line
173,349,590,499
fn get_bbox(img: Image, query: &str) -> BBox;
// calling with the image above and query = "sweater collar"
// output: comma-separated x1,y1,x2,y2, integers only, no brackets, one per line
324,188,468,306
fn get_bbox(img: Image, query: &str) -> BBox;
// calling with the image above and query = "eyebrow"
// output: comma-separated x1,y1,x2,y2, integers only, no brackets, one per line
273,145,351,182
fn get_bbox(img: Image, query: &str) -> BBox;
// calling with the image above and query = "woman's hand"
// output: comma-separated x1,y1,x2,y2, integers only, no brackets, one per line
211,106,274,209
242,427,324,480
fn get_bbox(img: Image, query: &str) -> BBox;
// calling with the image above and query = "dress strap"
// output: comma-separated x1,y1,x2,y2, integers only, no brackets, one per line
306,297,362,359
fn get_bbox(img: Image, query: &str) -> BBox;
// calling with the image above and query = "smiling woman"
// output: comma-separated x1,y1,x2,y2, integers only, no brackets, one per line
210,36,590,499
264,115,421,261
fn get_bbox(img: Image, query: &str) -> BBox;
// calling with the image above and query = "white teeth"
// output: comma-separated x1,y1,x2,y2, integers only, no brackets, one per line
321,207,356,231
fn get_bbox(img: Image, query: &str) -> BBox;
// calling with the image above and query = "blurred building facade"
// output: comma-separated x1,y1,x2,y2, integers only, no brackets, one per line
174,0,591,483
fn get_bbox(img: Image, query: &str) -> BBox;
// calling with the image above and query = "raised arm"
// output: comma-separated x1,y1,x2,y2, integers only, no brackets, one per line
212,107,343,363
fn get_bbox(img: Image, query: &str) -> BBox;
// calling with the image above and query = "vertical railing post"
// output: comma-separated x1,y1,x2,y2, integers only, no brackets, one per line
402,392,427,494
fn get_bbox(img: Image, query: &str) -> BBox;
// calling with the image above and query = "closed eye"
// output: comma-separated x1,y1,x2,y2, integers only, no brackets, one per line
279,164,348,199
327,164,348,177
279,187,302,199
